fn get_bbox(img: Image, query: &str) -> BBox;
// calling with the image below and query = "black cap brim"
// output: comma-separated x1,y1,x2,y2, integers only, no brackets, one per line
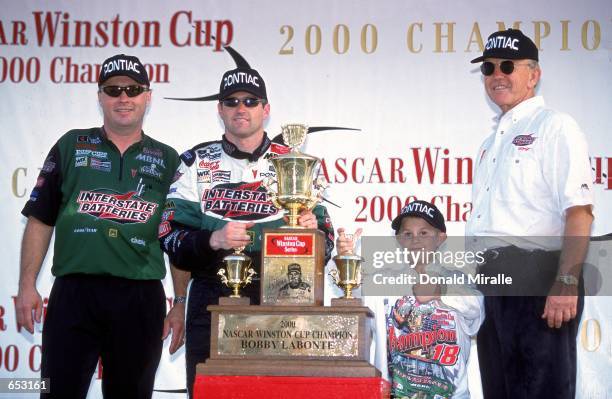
470,56,485,64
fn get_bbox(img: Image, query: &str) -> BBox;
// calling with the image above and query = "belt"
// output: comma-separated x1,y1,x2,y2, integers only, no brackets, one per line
482,246,559,262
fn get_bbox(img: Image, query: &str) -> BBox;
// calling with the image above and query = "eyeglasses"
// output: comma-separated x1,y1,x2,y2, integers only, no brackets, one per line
100,85,150,97
221,97,265,108
480,60,532,76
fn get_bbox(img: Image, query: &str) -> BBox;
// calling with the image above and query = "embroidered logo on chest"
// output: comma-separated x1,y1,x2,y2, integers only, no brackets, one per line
512,133,536,147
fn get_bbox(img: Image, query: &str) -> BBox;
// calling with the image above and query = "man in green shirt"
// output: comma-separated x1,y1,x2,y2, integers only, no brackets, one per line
16,54,185,399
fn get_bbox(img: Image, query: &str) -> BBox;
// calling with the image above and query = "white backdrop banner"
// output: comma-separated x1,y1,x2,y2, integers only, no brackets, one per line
1,1,610,398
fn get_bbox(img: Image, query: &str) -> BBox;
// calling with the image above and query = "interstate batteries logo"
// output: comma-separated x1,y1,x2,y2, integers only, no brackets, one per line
202,181,278,220
77,190,158,224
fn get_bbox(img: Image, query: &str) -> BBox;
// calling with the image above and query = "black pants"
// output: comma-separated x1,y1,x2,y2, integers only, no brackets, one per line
41,274,166,399
476,247,584,399
185,277,259,398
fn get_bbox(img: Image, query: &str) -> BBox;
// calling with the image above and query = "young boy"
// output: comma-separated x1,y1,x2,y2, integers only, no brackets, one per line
337,200,484,399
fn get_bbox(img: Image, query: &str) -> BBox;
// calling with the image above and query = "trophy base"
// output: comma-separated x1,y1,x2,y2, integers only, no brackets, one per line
219,297,251,306
201,303,381,379
198,359,380,378
331,297,363,307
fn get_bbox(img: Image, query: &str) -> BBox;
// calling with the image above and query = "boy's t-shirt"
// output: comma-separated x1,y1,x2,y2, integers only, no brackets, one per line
367,265,484,399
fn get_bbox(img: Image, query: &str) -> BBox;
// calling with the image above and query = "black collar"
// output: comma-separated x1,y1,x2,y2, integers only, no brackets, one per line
221,133,272,162
99,126,147,145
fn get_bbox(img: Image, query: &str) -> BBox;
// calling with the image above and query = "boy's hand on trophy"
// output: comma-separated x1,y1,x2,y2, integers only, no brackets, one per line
210,221,255,250
336,227,363,255
413,280,442,303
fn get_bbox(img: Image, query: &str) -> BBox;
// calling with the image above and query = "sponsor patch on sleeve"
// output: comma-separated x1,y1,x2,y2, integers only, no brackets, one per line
158,221,172,238
41,157,56,173
180,150,196,166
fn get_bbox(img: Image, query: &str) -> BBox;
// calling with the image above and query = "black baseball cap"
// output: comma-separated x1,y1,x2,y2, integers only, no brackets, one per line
219,67,267,100
471,29,538,63
98,54,150,86
392,200,447,233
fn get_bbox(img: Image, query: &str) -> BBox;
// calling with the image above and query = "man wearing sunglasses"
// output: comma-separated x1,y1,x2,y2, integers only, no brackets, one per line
159,66,335,397
467,29,593,399
16,54,183,398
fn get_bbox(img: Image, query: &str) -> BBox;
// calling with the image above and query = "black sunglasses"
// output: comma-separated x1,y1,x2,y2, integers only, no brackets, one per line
221,97,265,108
100,85,150,97
480,60,531,76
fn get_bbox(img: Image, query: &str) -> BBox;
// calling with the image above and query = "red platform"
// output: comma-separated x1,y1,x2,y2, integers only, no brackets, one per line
195,375,391,399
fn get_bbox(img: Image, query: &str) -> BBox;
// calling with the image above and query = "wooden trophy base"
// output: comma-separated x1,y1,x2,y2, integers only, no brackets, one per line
200,303,380,378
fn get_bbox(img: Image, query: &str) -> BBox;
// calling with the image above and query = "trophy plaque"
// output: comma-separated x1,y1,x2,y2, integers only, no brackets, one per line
261,230,324,306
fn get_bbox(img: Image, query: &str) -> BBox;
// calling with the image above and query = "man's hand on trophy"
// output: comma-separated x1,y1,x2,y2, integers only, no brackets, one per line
210,221,255,250
291,210,317,229
336,227,363,255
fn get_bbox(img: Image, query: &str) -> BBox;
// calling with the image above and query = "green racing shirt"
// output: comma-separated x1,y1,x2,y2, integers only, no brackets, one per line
22,127,180,280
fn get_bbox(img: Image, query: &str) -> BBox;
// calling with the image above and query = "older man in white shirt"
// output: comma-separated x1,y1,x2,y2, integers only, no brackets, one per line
467,28,594,399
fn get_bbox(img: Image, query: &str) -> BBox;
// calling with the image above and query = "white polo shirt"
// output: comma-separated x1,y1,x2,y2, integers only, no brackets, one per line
466,96,593,250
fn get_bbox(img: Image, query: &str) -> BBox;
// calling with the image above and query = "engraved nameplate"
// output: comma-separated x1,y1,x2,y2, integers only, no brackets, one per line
217,313,359,357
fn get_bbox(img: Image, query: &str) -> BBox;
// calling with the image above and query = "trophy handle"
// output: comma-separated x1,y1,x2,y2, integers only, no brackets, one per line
263,178,283,211
270,195,283,211
262,177,276,191
244,268,257,285
305,196,320,212
313,176,329,191
218,268,228,285
329,268,340,284
307,177,328,210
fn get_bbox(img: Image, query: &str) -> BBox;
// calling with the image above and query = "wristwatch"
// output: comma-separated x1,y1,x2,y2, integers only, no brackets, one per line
556,275,578,286
173,296,187,305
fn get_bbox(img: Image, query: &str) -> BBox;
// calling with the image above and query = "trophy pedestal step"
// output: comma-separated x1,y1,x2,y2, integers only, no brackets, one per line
331,297,363,307
198,358,379,377
194,375,391,399
219,297,250,306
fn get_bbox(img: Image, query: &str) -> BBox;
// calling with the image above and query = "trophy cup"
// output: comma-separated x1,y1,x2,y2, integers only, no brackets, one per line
218,247,256,304
261,124,327,305
266,124,325,228
330,232,364,305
